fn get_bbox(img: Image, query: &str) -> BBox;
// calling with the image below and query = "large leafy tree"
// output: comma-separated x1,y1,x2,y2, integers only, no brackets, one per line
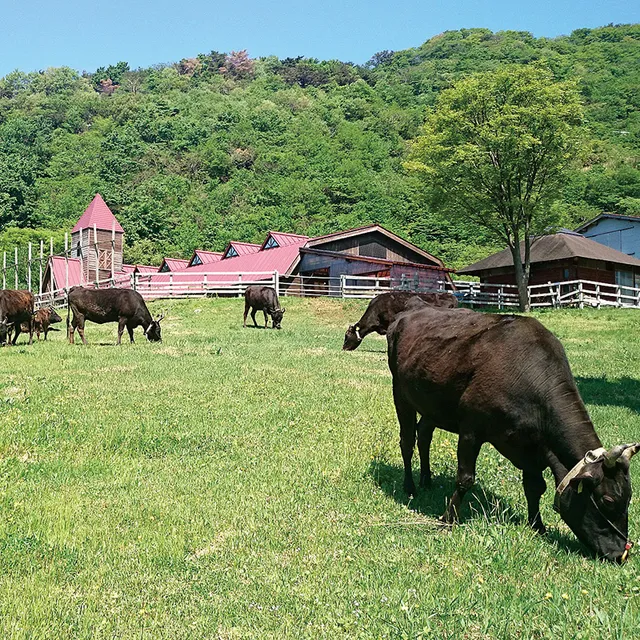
406,64,584,310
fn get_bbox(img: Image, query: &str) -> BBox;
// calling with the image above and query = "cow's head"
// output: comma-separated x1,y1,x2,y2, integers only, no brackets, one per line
271,307,285,330
556,444,640,562
0,319,13,345
144,314,164,342
47,307,62,324
342,325,362,351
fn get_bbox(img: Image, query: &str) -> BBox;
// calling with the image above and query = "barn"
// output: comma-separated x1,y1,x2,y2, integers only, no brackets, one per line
459,230,640,289
42,194,452,297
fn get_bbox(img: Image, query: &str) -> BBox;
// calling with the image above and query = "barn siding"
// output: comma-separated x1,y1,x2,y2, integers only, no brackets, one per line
582,218,640,257
72,228,123,282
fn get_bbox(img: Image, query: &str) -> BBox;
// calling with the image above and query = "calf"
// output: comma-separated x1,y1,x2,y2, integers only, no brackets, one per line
0,289,34,346
67,287,163,345
243,286,285,329
20,306,62,340
343,291,457,350
387,305,639,562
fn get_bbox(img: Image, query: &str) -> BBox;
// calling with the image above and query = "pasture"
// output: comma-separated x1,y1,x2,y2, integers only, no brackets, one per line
1,298,639,639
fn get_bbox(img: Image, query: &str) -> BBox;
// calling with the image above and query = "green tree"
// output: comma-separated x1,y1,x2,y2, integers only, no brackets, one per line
406,64,584,310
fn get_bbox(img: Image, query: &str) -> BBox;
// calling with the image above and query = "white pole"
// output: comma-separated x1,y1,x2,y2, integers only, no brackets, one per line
78,228,84,283
28,243,32,292
111,223,115,284
50,237,53,257
274,270,280,298
39,240,43,296
14,247,18,289
2,251,5,289
64,233,69,293
94,224,99,285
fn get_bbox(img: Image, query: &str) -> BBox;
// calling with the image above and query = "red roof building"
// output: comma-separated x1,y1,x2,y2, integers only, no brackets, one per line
159,258,189,272
188,249,223,267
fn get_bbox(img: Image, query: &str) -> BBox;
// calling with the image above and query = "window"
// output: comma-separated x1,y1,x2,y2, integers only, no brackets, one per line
191,255,202,266
225,246,238,258
264,236,279,250
563,268,570,280
160,263,170,272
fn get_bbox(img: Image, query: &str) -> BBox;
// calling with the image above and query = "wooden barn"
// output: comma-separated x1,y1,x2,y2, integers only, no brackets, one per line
459,230,640,288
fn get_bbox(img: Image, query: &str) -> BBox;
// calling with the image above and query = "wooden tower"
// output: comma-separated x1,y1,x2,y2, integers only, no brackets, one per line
71,194,124,283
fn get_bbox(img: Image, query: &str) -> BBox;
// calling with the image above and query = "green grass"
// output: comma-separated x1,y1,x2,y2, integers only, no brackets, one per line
1,298,640,639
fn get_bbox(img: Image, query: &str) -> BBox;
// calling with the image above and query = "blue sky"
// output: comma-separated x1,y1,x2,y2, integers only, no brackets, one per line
1,0,638,77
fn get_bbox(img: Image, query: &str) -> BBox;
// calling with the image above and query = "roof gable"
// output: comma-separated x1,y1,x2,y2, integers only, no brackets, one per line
576,213,640,233
261,231,309,250
188,249,223,267
72,194,124,233
307,224,443,267
223,241,261,259
159,258,189,272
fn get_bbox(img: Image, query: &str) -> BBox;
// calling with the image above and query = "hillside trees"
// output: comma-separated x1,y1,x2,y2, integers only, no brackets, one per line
406,65,584,310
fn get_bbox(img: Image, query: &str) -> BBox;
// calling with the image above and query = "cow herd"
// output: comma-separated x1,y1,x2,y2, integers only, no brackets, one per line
1,282,638,563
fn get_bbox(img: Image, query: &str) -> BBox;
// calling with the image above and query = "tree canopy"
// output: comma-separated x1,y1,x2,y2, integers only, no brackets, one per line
0,25,638,268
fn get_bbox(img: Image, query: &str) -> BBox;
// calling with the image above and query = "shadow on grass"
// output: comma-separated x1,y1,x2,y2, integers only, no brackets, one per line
369,460,592,559
576,376,640,414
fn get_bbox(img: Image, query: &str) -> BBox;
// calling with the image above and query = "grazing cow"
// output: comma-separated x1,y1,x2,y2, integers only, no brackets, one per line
243,286,285,329
343,291,458,350
0,289,34,346
387,305,639,562
67,287,163,345
19,307,62,341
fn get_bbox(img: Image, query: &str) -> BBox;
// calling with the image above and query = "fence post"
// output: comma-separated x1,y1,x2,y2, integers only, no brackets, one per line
340,274,346,298
596,283,601,309
498,285,504,310
170,273,173,295
133,272,137,292
203,273,207,294
64,233,69,293
238,273,242,297
578,280,584,309
2,251,5,289
616,285,621,308
39,240,44,296
111,224,115,283
274,271,280,298
14,247,18,289
27,243,32,292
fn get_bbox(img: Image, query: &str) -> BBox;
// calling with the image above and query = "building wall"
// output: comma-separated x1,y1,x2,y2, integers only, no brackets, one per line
479,259,621,286
581,218,640,257
72,228,123,282
312,232,434,265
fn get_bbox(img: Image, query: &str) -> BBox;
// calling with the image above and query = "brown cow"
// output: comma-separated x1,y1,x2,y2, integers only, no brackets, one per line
387,305,639,562
343,291,458,350
243,286,285,329
20,307,63,341
67,287,163,345
0,289,34,345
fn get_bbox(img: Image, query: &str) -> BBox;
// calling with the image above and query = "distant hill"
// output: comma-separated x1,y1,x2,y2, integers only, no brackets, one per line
0,24,638,268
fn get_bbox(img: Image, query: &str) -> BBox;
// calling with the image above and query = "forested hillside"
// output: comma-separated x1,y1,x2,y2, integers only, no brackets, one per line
0,24,638,268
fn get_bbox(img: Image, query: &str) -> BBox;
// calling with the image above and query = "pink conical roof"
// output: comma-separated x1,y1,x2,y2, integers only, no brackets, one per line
72,194,124,233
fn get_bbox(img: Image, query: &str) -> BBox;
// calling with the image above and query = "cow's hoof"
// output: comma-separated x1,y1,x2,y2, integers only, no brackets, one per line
404,480,416,497
419,475,432,489
530,520,547,536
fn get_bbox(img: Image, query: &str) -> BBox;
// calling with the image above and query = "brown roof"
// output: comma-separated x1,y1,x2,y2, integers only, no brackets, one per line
459,231,640,275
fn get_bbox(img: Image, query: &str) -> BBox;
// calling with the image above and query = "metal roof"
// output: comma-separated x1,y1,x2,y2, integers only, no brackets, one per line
460,231,640,274
575,212,640,233
189,250,223,266
160,258,189,272
71,194,124,234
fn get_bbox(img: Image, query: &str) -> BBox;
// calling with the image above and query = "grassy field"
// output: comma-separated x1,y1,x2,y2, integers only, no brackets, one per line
1,298,640,639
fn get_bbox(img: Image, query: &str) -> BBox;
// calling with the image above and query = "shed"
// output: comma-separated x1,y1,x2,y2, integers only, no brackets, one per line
459,230,640,289
575,213,640,257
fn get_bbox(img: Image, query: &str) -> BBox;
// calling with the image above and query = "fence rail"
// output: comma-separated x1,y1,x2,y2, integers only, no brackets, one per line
21,270,640,311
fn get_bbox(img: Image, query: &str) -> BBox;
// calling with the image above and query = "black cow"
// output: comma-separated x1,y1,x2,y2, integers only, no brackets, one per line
243,286,285,329
0,289,34,346
343,291,458,350
19,306,62,341
387,305,639,562
67,287,163,345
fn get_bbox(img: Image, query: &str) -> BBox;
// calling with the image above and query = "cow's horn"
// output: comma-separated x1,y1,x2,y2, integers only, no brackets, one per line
603,444,629,468
622,443,640,463
157,314,164,322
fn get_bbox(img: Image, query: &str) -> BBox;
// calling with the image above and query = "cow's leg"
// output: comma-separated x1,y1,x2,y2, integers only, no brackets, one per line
243,301,250,328
263,310,268,329
442,430,482,523
393,383,417,496
127,323,135,343
251,308,259,328
75,316,87,345
28,319,33,345
43,327,48,341
116,317,126,345
523,469,547,535
417,416,436,488
11,325,21,346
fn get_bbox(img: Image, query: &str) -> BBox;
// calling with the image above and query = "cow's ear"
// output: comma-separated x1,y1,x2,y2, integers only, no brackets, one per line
570,463,604,491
